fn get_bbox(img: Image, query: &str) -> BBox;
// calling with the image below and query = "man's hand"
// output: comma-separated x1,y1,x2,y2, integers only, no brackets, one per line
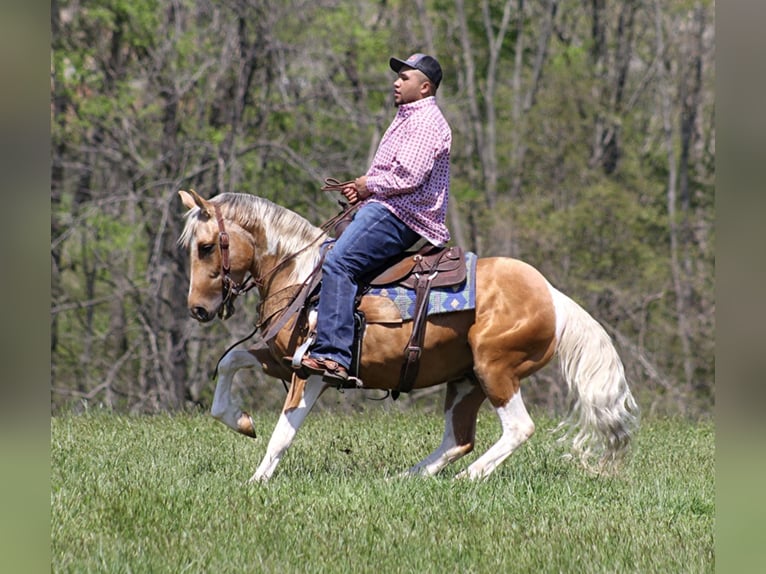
341,176,371,204
355,176,371,200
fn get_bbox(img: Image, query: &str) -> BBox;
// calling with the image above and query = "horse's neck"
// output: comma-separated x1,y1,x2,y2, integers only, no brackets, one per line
254,237,323,334
256,255,317,307
233,199,324,292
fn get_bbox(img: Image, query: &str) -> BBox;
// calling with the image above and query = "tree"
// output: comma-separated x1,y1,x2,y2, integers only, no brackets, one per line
51,0,715,417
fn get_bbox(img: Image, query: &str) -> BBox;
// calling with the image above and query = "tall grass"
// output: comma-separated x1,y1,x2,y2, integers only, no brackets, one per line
51,408,713,573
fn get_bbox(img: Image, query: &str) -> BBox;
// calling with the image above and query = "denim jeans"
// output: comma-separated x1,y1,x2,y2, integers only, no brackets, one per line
311,202,421,369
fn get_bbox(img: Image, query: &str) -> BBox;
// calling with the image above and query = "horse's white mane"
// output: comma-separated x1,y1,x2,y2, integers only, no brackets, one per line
179,192,327,284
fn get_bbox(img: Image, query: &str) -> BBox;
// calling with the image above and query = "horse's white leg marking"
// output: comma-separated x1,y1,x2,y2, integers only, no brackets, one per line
249,376,326,483
456,391,535,480
210,349,259,436
403,380,476,477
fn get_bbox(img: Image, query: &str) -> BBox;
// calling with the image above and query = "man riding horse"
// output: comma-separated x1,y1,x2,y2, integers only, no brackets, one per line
295,53,451,385
176,53,638,482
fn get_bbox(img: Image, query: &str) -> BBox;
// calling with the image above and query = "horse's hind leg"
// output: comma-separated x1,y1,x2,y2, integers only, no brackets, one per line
210,349,260,437
456,385,534,480
403,378,486,477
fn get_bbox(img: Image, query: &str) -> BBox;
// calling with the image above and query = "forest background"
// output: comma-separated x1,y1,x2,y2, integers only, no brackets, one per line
50,0,715,418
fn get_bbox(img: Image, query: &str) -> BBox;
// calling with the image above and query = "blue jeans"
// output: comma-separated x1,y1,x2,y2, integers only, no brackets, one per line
311,202,421,369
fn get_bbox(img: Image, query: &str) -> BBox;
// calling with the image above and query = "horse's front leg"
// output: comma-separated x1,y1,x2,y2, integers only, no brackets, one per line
249,375,327,483
210,349,260,438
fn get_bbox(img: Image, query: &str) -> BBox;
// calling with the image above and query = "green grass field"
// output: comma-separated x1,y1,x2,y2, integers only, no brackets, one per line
51,408,713,573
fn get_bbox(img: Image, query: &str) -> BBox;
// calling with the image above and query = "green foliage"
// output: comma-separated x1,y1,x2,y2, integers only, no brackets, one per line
556,182,660,285
51,0,715,415
51,411,714,572
512,176,668,297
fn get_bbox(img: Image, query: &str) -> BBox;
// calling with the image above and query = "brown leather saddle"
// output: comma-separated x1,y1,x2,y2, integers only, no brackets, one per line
367,244,466,289
362,244,467,398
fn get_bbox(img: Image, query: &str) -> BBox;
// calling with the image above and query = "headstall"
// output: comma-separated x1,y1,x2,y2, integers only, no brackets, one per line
213,204,257,319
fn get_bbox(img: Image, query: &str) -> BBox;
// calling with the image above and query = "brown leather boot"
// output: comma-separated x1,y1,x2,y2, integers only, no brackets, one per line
299,355,349,383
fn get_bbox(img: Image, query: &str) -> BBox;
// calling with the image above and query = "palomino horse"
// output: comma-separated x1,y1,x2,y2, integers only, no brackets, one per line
178,189,638,482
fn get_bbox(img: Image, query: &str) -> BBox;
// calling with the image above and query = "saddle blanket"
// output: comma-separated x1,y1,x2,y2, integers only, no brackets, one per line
365,251,477,321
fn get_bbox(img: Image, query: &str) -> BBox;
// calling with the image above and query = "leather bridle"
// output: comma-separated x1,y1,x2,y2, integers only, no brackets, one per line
213,204,257,319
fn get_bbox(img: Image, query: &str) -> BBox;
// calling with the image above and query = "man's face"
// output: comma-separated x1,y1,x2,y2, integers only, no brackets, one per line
393,68,430,106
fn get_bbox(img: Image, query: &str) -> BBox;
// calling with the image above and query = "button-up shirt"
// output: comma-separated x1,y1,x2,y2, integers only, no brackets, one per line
364,96,452,246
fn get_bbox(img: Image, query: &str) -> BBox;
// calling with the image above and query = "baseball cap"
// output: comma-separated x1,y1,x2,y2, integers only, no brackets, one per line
389,53,443,88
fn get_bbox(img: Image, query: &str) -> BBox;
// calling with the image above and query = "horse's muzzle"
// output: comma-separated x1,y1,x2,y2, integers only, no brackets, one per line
190,306,214,322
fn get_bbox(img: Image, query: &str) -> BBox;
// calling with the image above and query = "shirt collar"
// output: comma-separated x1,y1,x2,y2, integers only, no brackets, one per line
396,96,436,118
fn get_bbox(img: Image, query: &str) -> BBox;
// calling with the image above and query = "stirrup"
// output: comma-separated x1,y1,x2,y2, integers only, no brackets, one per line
291,333,315,370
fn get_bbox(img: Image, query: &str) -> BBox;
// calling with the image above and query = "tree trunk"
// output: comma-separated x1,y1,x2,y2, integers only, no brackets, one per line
511,0,558,199
480,0,514,210
416,0,467,248
655,0,694,405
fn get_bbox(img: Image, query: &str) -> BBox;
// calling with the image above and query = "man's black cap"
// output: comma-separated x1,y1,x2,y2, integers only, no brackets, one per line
389,53,442,88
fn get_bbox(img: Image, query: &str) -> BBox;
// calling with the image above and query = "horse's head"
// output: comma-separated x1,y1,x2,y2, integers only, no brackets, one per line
178,189,256,322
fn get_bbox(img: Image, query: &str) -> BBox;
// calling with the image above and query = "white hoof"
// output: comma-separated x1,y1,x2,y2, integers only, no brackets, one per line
247,472,269,485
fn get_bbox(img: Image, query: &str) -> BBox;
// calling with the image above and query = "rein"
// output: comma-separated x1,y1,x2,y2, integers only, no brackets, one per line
319,178,361,237
210,181,359,377
212,260,324,380
320,177,353,192
212,180,356,320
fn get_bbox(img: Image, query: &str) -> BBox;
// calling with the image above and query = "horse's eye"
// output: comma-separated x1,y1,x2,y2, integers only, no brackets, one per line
198,243,215,257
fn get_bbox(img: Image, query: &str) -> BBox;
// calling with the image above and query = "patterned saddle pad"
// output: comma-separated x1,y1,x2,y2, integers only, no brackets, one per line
364,251,477,321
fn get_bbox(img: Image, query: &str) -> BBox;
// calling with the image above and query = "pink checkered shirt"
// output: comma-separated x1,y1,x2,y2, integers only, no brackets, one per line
364,96,452,246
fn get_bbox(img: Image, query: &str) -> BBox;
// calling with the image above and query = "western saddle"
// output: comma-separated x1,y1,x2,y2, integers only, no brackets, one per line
365,244,467,397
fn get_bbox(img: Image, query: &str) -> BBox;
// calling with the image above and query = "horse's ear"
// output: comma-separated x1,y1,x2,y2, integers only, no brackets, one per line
178,189,212,218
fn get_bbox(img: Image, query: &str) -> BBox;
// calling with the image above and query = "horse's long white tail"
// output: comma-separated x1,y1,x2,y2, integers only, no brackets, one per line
549,285,639,471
